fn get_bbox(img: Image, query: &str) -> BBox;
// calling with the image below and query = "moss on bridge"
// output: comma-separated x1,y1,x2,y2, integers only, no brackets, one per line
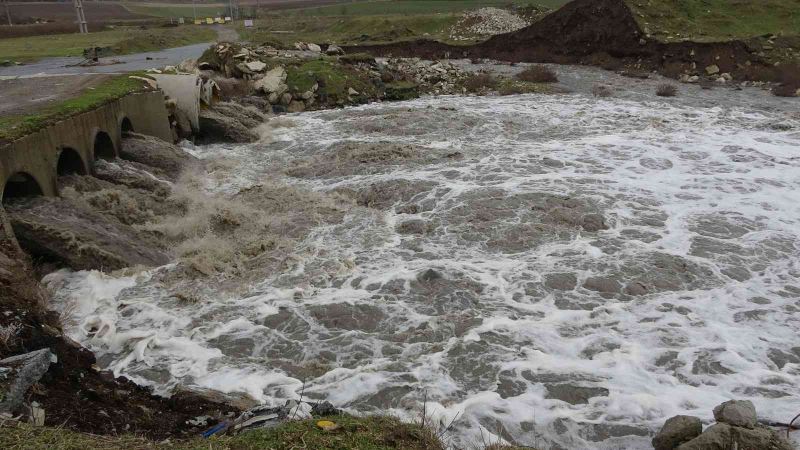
0,74,152,146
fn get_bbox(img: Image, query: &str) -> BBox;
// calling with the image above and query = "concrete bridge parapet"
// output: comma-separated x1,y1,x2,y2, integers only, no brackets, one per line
0,91,172,201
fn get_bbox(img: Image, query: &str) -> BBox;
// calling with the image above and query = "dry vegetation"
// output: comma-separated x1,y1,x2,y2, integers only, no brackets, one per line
656,83,678,97
463,72,499,93
516,65,558,83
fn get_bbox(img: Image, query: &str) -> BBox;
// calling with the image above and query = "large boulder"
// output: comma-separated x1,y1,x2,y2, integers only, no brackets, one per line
713,400,757,428
120,133,198,180
652,415,703,450
6,197,170,271
0,349,55,415
676,423,793,450
254,66,286,94
197,102,267,144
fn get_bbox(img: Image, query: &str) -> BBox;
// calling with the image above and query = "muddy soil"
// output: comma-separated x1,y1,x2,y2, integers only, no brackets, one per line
0,238,236,439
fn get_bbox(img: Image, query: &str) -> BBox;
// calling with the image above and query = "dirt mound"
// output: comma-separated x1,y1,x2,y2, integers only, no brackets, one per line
347,0,776,82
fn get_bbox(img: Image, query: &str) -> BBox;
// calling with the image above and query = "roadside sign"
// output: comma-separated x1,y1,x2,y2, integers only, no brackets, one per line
244,19,254,28
224,17,232,23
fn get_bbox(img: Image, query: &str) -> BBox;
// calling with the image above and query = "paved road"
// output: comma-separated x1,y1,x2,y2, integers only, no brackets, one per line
0,25,237,78
0,74,112,117
0,43,211,78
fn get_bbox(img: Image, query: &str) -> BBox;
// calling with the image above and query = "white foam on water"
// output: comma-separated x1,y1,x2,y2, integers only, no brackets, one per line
48,86,800,448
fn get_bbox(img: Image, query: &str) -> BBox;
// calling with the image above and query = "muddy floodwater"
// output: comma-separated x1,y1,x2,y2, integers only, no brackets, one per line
45,67,800,449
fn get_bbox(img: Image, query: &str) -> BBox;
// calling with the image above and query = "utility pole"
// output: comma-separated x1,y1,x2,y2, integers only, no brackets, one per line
3,0,12,27
73,0,88,33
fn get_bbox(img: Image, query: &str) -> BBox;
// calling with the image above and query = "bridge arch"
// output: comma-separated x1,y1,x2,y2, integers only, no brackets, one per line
2,172,44,204
92,130,116,161
120,116,134,135
57,147,88,177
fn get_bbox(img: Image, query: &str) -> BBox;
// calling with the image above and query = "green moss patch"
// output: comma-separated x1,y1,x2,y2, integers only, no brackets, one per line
0,75,151,145
623,0,800,42
285,58,378,105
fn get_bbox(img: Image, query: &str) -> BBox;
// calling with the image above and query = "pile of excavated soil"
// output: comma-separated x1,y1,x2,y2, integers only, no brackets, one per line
347,0,781,83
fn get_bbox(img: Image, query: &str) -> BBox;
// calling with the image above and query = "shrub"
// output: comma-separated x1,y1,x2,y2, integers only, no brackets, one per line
656,83,678,97
463,73,498,93
516,65,558,83
592,85,613,98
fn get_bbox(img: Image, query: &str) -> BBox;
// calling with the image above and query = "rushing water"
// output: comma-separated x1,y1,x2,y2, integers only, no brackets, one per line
45,73,800,449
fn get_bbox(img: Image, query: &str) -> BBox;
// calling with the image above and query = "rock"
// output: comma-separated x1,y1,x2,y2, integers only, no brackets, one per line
307,43,321,53
198,103,264,143
299,91,314,100
177,58,198,73
281,93,292,106
544,384,609,405
581,213,608,232
712,400,757,428
716,77,727,83
652,415,703,450
720,73,732,82
583,276,622,294
287,100,305,113
268,92,280,104
705,64,720,75
348,87,360,96
310,401,340,416
245,60,267,72
294,42,308,51
544,273,577,291
325,44,343,55
254,66,287,93
676,423,793,450
7,197,171,271
625,281,648,296
384,82,420,101
120,133,198,180
30,401,45,426
687,75,700,83
0,349,56,415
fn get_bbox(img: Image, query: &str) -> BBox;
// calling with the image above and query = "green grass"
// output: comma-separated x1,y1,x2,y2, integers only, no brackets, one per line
240,13,460,46
286,0,569,16
624,0,800,42
0,75,150,144
123,2,229,19
285,57,379,103
0,25,215,62
0,415,446,450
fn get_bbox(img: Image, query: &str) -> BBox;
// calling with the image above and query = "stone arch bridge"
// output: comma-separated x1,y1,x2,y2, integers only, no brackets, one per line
0,91,172,203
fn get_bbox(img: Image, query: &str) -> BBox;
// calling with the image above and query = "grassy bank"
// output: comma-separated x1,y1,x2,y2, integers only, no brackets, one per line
240,13,459,46
123,2,230,20
239,0,570,47
0,416,455,450
0,25,215,62
625,0,800,42
0,75,150,145
290,0,568,16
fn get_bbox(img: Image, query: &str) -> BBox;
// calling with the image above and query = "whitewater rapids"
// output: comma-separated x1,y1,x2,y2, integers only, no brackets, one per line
45,71,800,449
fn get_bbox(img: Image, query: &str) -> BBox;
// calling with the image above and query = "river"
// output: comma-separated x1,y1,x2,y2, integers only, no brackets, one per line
42,67,800,449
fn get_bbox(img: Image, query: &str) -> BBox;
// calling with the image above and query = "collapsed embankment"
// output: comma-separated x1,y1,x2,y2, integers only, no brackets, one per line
347,0,795,85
